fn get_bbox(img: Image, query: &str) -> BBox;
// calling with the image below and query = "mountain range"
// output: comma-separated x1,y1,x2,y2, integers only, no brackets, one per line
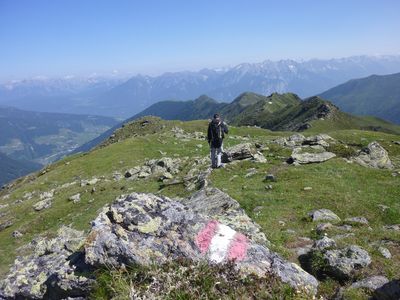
2,55,400,118
319,72,400,124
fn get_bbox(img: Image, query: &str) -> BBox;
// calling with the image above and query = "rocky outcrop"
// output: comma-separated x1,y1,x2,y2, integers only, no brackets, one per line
352,141,393,169
0,226,92,299
85,192,318,294
1,190,319,298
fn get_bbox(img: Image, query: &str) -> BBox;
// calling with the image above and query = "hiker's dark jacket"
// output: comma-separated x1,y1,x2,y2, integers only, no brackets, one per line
207,120,228,148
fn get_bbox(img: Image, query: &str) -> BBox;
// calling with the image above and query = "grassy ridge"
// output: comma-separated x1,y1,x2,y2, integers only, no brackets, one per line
0,118,399,298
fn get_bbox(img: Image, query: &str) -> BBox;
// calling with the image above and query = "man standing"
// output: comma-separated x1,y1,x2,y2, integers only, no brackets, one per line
207,113,229,168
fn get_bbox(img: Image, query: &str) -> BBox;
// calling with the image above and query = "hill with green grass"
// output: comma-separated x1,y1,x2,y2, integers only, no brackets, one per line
319,72,400,124
0,153,42,187
0,115,399,299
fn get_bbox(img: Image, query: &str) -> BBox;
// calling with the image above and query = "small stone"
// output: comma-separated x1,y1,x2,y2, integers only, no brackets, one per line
265,174,276,182
229,175,238,181
12,230,23,238
278,220,286,226
91,187,96,194
316,223,333,233
303,187,312,191
384,224,400,231
336,224,353,231
113,172,123,181
265,185,273,190
378,246,392,259
313,236,336,251
378,204,390,211
245,168,257,178
33,199,52,211
345,216,369,225
0,220,13,231
253,206,263,213
69,193,81,203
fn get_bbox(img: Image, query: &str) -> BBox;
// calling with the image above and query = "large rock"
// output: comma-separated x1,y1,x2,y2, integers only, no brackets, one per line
0,226,92,299
85,192,318,294
323,245,371,280
352,142,393,169
222,143,256,163
289,149,336,164
308,209,341,222
182,187,268,245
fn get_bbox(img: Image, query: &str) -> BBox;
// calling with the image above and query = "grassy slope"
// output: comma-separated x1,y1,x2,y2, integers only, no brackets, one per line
0,118,399,298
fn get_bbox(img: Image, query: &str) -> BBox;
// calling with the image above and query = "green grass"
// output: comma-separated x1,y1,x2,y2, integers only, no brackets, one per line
90,260,303,300
0,117,399,298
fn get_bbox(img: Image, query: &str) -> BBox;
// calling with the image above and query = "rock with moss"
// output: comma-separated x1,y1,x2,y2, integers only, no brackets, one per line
323,245,371,280
352,141,393,169
0,226,92,299
84,191,318,294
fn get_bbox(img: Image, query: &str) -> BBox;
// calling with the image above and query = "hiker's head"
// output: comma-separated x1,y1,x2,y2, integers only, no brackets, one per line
213,113,221,122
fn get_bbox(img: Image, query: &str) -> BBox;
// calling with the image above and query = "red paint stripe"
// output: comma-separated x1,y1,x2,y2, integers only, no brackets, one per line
195,220,219,253
227,233,248,261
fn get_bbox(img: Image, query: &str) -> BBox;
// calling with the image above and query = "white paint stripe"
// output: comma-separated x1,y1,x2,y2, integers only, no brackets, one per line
208,223,236,263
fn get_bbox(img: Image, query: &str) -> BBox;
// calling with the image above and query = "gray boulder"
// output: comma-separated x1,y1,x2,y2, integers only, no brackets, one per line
323,245,371,280
308,209,341,222
289,150,336,164
352,142,393,169
85,191,318,294
222,143,255,163
0,226,92,299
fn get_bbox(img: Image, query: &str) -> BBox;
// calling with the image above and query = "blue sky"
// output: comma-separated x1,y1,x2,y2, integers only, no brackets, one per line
0,0,399,80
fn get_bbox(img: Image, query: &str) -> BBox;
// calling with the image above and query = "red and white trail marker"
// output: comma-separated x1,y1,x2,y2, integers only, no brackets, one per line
195,220,249,263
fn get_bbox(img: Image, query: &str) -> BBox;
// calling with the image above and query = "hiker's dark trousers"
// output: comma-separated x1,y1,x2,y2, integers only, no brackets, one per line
210,145,222,168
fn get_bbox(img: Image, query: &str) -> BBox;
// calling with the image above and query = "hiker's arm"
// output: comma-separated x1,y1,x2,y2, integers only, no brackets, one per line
207,124,212,143
223,122,229,134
